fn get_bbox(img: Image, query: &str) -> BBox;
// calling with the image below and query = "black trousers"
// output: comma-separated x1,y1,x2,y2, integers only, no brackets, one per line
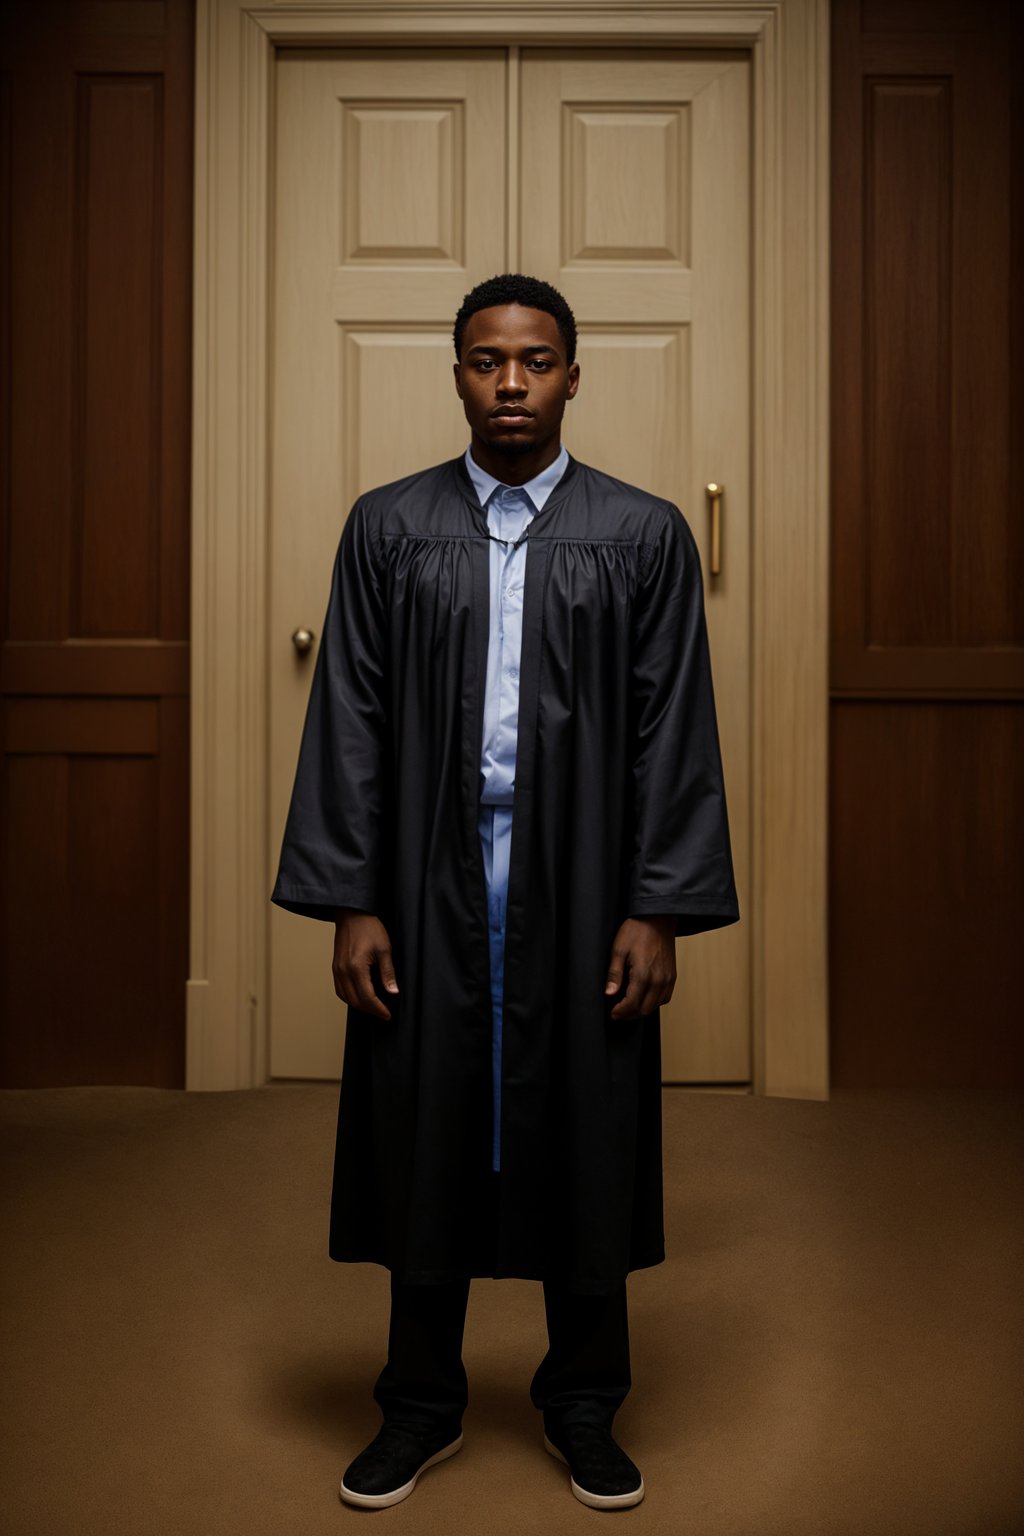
372,1273,631,1438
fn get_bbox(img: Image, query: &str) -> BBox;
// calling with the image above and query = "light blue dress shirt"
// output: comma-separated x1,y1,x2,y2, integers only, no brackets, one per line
466,443,570,806
465,443,569,1172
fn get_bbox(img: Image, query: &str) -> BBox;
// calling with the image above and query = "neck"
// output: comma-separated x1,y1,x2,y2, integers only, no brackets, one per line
469,432,562,487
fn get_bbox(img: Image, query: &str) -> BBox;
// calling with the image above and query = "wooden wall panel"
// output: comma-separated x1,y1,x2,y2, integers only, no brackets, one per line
865,79,952,649
74,74,162,639
830,0,1023,1087
0,0,193,1087
1,734,170,1087
6,29,71,644
830,702,1024,1087
832,0,1023,697
951,28,1017,647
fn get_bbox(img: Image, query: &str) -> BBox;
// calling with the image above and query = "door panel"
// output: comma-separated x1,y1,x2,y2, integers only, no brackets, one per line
270,51,506,1078
270,49,751,1083
520,51,751,1081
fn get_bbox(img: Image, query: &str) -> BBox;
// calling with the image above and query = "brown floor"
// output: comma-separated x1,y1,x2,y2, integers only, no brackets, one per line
1,1084,1021,1535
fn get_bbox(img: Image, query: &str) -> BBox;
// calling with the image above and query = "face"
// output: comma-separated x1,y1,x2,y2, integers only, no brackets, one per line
454,304,580,465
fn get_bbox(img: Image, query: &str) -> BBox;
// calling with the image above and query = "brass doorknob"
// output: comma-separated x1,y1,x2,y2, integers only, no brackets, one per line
291,627,316,655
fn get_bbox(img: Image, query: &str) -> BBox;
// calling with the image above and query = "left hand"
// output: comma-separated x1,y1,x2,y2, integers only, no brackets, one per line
604,916,677,1019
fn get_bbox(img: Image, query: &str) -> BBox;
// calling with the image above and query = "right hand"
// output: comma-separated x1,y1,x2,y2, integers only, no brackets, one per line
332,908,399,1020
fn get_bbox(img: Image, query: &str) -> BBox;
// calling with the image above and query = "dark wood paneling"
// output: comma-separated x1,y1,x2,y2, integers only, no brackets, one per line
0,719,186,1088
832,0,1023,697
829,702,1024,1087
0,70,10,658
0,640,188,695
830,0,1024,1088
865,78,952,649
73,73,162,639
5,698,158,755
953,28,1016,646
861,0,1006,34
0,0,193,1088
7,30,71,643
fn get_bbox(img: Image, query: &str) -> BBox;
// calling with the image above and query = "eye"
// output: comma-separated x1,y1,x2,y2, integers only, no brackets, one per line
527,360,552,371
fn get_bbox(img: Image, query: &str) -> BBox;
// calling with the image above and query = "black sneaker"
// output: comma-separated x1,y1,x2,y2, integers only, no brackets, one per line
543,1422,645,1509
339,1422,463,1509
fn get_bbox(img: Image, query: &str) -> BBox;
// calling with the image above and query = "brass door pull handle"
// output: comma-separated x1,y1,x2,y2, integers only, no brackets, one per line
705,482,724,576
291,627,316,655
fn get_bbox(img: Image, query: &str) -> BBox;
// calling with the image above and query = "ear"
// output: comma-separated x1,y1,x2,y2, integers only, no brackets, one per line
566,361,580,401
453,361,464,401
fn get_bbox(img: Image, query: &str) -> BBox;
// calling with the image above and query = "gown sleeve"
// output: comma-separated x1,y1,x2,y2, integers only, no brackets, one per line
270,497,389,923
626,504,741,938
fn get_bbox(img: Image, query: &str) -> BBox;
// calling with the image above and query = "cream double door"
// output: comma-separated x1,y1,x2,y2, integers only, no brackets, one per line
269,48,751,1083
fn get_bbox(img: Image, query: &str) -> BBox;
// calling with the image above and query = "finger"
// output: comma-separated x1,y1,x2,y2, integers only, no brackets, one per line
350,958,392,1020
644,970,674,1013
604,947,627,995
377,943,400,994
610,970,645,1020
333,968,357,1009
639,980,665,1016
331,957,351,1004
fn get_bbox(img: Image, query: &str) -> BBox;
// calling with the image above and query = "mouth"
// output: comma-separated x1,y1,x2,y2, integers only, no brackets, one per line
490,409,534,426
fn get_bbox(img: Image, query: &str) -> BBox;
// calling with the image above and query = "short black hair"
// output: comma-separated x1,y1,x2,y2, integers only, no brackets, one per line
453,273,577,366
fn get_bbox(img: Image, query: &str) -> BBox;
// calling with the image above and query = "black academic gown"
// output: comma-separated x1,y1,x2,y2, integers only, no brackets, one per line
271,453,739,1295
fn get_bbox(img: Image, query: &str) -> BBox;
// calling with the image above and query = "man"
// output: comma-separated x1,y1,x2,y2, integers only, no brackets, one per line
271,273,739,1511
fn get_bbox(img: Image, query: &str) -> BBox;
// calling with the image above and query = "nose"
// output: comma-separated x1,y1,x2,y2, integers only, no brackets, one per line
496,360,528,396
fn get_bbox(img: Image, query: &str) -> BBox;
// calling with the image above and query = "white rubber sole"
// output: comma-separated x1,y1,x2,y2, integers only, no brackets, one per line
339,1431,464,1510
543,1433,645,1510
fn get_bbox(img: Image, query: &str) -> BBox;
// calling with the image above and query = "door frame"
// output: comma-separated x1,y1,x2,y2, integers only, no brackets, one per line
188,0,830,1098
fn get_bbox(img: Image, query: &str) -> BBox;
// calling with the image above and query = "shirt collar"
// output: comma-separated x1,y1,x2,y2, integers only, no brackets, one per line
464,443,570,513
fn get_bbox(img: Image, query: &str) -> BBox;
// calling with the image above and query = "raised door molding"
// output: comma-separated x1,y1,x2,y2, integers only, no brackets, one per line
188,0,830,1098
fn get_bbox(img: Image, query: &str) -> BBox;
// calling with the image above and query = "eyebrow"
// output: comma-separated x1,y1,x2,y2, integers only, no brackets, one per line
466,343,559,357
